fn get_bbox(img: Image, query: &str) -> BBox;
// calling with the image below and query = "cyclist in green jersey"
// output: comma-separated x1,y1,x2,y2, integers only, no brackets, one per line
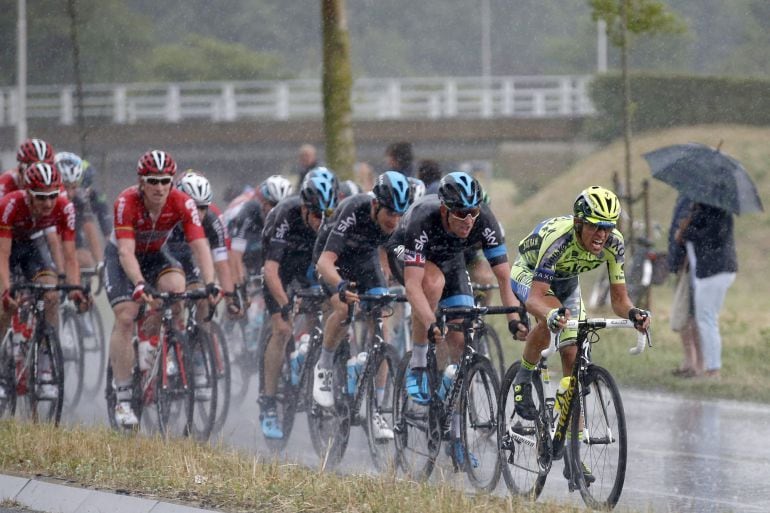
509,186,651,423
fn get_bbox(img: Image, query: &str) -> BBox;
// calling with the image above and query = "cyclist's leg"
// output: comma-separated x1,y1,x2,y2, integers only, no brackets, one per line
259,283,292,438
406,261,444,404
312,284,349,408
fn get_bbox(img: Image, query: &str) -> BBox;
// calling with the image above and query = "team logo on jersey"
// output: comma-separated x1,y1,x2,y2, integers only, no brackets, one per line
275,218,290,240
482,227,498,246
185,198,201,226
335,212,357,233
414,230,429,251
1,198,16,224
116,196,126,224
64,202,76,231
404,249,425,266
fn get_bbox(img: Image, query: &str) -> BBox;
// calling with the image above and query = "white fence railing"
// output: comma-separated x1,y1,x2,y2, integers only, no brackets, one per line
0,75,594,127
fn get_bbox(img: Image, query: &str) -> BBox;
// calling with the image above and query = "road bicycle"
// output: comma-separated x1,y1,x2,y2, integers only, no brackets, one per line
393,304,522,492
78,266,107,395
105,287,213,437
207,317,231,434
258,286,327,452
0,282,88,426
184,295,219,441
498,317,651,509
305,292,405,471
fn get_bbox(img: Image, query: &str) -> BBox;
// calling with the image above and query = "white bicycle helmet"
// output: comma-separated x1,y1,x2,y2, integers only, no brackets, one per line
54,152,84,185
260,175,293,204
178,171,212,206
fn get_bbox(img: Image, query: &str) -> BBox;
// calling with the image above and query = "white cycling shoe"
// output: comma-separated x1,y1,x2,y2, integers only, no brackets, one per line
114,401,139,427
371,411,394,440
37,372,58,400
312,362,334,408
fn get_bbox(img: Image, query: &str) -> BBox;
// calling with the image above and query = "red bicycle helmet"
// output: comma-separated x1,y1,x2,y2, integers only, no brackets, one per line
24,162,62,190
137,150,177,176
16,138,54,166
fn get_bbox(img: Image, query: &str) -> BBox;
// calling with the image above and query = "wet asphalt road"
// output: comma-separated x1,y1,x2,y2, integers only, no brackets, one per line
60,303,769,513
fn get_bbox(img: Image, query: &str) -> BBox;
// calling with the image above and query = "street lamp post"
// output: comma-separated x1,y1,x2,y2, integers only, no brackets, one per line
17,0,28,146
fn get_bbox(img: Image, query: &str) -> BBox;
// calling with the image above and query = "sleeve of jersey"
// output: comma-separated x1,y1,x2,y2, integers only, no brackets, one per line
479,212,508,266
0,197,14,239
206,211,229,262
263,216,288,263
323,206,356,256
606,231,626,284
179,196,206,242
113,195,136,240
58,201,77,241
402,218,426,268
533,233,568,284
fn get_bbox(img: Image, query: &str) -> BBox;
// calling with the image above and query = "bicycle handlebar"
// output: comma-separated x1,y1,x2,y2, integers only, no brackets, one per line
542,318,652,358
11,282,90,295
357,292,409,304
147,287,211,303
437,305,524,319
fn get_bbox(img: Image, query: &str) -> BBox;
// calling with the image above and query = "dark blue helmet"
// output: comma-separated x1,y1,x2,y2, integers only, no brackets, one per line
438,171,481,210
373,171,412,214
300,166,338,214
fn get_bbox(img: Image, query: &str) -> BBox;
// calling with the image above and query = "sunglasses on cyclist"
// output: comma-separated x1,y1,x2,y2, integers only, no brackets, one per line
584,220,615,230
29,190,60,200
449,207,481,221
142,176,173,186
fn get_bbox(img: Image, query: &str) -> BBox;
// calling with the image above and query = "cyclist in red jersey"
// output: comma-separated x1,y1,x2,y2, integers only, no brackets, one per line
0,163,85,336
104,150,219,427
0,138,55,199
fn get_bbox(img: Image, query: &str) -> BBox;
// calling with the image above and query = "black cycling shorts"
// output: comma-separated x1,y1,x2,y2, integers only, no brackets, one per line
104,243,183,307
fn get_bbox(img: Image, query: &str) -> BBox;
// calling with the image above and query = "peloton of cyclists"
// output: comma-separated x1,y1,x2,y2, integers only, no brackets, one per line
312,171,413,440
388,171,528,465
104,150,219,427
259,167,338,439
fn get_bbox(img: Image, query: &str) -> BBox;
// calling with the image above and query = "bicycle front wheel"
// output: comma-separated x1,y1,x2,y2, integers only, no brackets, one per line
364,343,399,472
26,325,64,426
156,330,194,438
498,360,549,500
0,330,17,419
460,355,501,491
60,308,85,410
189,327,218,441
475,324,505,380
569,364,627,510
82,306,107,395
208,320,231,433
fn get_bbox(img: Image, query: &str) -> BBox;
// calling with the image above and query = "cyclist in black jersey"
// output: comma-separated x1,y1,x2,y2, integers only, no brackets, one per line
166,172,240,316
312,171,412,440
509,186,651,423
229,175,293,285
388,173,527,390
56,152,104,272
259,167,338,439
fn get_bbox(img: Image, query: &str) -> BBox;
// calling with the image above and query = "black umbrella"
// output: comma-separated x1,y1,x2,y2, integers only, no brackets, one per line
643,143,764,215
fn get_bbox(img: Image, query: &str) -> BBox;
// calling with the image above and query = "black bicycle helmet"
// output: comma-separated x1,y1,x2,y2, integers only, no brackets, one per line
438,171,481,210
300,167,338,213
373,171,412,214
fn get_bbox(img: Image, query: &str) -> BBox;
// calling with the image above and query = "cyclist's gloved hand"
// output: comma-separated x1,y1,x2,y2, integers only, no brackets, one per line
132,281,148,302
279,302,292,322
628,307,651,330
427,321,444,344
337,280,350,303
206,282,221,301
547,307,568,333
225,290,242,317
508,316,529,339
69,288,90,312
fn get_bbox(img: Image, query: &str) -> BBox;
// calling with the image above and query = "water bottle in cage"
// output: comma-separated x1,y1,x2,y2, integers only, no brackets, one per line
437,364,458,401
289,334,310,386
346,352,367,395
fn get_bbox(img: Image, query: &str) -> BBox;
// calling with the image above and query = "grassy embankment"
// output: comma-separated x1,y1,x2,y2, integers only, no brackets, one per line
487,124,770,402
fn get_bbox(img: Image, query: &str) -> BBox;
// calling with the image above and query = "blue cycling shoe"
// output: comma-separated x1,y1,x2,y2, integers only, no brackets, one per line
448,438,479,469
406,367,431,405
260,409,284,440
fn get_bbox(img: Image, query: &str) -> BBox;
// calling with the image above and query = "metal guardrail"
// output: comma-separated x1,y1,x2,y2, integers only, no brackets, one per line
0,75,594,127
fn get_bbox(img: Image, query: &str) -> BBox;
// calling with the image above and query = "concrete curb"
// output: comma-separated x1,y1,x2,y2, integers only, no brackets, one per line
0,473,222,513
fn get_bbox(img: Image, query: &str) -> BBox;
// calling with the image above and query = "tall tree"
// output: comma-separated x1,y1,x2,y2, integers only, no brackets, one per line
321,0,355,179
589,0,683,246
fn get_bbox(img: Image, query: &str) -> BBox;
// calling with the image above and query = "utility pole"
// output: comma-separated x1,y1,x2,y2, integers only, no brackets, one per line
16,0,28,146
597,19,608,72
481,0,491,80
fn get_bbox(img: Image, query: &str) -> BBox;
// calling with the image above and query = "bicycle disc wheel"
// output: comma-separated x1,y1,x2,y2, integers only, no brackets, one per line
306,343,350,470
459,355,501,491
189,328,218,441
364,343,399,471
60,308,85,410
208,320,231,433
569,364,627,510
26,326,64,426
392,351,440,481
156,330,194,438
476,324,505,380
498,360,549,500
82,307,107,395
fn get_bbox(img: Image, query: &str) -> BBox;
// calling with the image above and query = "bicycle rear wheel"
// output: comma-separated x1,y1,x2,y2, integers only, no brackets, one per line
392,351,440,481
156,330,194,438
569,364,627,510
364,343,399,471
208,320,231,433
82,307,106,395
475,324,505,380
262,335,303,453
26,326,64,426
222,317,255,404
0,330,17,419
459,354,500,491
498,360,549,500
60,308,85,410
189,327,218,441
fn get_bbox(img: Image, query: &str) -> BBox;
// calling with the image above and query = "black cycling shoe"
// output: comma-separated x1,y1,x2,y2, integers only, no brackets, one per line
564,461,596,485
513,382,538,421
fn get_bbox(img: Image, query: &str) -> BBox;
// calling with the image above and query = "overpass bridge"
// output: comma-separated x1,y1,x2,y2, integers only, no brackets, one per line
0,76,597,200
